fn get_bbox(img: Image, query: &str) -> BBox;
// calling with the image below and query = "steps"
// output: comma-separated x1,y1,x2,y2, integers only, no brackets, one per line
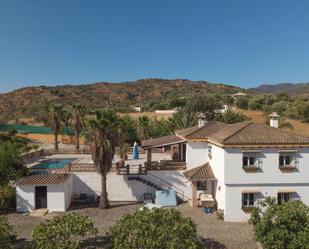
127,175,184,202
127,175,162,190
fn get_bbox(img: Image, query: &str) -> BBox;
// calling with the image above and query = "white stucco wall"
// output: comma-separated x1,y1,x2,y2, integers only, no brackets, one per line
48,185,65,212
16,185,35,212
146,170,192,201
221,146,309,221
64,175,74,210
186,142,209,169
209,145,226,210
225,185,309,222
73,172,156,201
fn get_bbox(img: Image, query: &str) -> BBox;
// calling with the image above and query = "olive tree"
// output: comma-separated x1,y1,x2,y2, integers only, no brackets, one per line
250,197,309,249
106,208,202,249
31,212,97,249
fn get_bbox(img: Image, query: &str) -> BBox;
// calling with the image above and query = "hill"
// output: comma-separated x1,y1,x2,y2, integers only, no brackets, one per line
249,83,309,94
0,78,242,123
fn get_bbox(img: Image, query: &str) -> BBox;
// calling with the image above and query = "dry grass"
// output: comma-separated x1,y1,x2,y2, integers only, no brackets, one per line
239,109,309,136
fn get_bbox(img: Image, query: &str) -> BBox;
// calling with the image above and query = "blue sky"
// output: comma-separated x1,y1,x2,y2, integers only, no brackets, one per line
0,0,309,93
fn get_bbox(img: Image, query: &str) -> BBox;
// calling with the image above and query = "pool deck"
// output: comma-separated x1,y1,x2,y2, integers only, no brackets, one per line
25,152,171,169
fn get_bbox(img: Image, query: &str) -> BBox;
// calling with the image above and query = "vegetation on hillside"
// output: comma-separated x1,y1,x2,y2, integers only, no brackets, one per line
0,79,242,122
235,93,309,123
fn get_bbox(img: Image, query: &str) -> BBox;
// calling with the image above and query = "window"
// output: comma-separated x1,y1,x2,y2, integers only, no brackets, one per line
278,192,290,204
196,181,207,190
243,156,255,167
242,193,255,207
279,155,291,166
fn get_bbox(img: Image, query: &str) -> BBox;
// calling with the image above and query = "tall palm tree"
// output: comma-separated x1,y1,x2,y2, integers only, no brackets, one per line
84,109,120,209
137,116,151,141
49,104,64,150
70,104,85,149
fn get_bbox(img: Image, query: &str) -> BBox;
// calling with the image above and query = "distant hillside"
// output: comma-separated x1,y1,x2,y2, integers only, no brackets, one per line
0,78,243,122
249,83,309,94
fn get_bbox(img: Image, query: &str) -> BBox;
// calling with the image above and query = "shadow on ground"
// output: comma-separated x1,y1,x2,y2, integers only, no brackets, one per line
200,237,227,249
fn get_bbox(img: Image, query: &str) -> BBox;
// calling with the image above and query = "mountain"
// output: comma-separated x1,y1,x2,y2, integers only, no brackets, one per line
249,83,309,94
0,78,243,123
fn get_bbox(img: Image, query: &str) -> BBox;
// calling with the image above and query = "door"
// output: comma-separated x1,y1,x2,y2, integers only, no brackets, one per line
35,186,47,209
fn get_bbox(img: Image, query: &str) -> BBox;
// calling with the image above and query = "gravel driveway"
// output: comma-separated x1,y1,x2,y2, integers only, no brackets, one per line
6,202,258,249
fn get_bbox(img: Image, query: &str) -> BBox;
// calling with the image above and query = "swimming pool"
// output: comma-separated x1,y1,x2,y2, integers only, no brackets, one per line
32,158,77,169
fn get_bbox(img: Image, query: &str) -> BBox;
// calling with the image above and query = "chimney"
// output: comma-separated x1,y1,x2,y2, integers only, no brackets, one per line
197,113,207,127
269,112,279,128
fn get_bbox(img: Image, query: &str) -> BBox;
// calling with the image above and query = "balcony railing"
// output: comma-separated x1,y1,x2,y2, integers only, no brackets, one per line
117,164,147,175
145,160,187,171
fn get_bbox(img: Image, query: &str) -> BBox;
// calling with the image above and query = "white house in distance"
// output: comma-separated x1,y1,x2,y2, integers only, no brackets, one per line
16,112,309,222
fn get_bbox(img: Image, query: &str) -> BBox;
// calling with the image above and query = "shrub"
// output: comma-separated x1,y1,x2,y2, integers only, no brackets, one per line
250,198,309,249
235,97,249,109
106,208,202,249
31,212,97,249
218,110,249,124
0,185,15,213
0,215,15,249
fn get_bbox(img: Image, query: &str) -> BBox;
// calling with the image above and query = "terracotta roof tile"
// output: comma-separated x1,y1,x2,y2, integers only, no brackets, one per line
209,122,309,145
185,122,227,140
16,173,71,185
176,126,200,137
142,135,184,149
183,162,216,181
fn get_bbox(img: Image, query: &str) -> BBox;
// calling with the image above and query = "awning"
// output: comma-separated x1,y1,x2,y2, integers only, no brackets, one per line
278,149,298,153
241,190,260,194
277,189,296,193
241,149,261,153
183,162,216,181
142,135,184,149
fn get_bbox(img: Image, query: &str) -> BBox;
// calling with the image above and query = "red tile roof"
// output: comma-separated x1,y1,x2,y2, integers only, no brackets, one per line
208,122,309,146
141,135,184,149
16,173,71,185
183,162,216,181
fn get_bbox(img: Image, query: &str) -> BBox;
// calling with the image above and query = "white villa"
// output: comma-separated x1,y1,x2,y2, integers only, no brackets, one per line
16,112,309,222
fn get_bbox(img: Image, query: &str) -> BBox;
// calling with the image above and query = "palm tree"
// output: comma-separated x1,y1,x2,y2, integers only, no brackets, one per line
49,104,64,150
137,116,151,141
84,109,120,209
169,110,198,130
70,104,85,149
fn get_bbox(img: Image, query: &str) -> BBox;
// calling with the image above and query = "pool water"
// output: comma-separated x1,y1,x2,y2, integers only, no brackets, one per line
32,158,76,169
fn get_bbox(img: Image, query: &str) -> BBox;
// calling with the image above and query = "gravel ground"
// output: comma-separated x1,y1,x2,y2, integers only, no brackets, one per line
6,202,258,249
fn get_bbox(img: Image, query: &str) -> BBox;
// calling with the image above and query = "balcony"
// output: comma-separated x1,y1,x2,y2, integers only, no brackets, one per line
242,165,259,172
145,160,187,171
278,158,298,172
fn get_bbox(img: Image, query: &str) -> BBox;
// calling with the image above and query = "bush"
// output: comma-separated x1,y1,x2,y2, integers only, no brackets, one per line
0,185,15,213
235,97,249,109
0,215,15,249
250,198,309,249
217,110,249,124
106,208,202,249
31,212,97,249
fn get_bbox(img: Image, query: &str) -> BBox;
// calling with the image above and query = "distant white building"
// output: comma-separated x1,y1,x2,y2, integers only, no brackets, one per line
133,106,141,112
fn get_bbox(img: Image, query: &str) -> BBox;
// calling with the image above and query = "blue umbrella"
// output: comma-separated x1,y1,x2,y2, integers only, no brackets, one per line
133,142,139,160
